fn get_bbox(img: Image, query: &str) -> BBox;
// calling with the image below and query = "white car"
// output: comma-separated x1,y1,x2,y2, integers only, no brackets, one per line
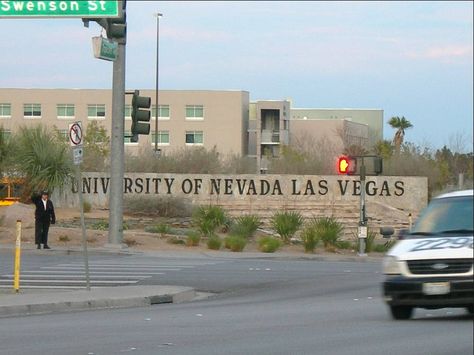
382,189,473,320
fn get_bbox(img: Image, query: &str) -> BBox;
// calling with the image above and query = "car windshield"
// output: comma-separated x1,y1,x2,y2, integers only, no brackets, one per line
411,195,473,236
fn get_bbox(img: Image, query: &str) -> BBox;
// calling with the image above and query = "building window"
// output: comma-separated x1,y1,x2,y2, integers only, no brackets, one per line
24,103,41,118
0,103,11,118
125,104,132,120
152,105,170,120
1,129,12,141
57,104,75,119
124,131,138,144
151,130,170,145
185,131,203,145
87,104,106,119
56,129,69,142
185,105,203,120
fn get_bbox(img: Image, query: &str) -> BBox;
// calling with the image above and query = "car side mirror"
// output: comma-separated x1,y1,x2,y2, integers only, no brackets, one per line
380,226,395,239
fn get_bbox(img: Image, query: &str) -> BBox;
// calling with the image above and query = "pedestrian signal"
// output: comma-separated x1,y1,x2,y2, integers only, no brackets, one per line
338,156,357,175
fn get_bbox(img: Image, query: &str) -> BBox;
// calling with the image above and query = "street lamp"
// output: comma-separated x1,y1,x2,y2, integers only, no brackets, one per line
154,12,163,154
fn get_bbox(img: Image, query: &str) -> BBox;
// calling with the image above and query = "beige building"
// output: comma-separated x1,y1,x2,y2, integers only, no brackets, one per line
0,88,250,157
290,108,383,148
0,89,383,172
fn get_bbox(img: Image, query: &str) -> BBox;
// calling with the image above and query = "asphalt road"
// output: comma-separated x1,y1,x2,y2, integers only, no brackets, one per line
0,250,473,355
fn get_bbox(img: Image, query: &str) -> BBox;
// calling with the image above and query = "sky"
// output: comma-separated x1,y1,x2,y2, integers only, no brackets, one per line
0,1,472,150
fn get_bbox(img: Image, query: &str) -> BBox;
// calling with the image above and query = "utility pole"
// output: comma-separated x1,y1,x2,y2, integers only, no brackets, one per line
154,12,163,154
108,40,126,245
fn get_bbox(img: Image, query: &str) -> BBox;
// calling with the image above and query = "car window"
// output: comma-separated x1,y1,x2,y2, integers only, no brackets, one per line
411,196,473,235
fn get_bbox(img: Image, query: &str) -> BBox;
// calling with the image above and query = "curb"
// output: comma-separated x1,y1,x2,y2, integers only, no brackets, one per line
0,286,195,318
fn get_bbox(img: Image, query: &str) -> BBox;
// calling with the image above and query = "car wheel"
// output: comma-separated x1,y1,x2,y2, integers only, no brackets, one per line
466,306,474,314
390,305,413,320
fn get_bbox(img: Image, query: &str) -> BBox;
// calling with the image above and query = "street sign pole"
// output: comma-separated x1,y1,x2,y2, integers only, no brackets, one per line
108,37,126,246
69,121,90,290
75,166,91,291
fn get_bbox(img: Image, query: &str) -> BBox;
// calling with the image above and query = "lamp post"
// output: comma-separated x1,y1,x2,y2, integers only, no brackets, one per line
154,12,163,154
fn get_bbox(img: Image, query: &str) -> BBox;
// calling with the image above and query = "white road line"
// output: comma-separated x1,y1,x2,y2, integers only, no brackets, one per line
0,280,138,284
0,285,102,289
40,265,179,270
57,264,197,268
3,271,166,275
1,275,151,279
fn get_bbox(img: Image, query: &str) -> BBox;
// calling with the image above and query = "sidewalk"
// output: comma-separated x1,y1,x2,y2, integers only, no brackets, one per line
0,285,196,318
1,244,384,262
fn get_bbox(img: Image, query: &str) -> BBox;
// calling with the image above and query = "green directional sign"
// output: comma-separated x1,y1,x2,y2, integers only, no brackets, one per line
92,36,118,61
0,0,120,18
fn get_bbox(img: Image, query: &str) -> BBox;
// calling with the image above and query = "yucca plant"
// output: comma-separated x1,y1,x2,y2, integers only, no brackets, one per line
207,235,222,250
271,211,303,243
193,205,228,237
230,215,261,239
314,217,344,250
13,125,73,197
224,235,247,252
258,236,281,253
301,220,320,253
186,230,201,246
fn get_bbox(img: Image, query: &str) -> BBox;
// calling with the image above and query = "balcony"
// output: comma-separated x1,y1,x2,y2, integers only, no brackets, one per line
261,129,289,144
261,130,280,144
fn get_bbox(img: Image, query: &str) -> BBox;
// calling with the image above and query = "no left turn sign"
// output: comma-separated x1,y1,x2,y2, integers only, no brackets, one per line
69,121,83,147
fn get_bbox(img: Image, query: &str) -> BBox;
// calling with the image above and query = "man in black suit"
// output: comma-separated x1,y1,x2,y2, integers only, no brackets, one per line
31,190,56,249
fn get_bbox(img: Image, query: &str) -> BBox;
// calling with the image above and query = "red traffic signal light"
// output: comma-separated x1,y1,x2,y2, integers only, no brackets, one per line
338,156,357,175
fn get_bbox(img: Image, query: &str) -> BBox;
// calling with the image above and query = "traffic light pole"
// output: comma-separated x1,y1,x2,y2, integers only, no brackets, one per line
108,40,126,246
358,159,367,256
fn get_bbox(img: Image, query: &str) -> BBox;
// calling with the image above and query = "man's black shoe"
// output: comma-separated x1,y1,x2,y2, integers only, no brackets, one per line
43,245,51,249
37,244,41,249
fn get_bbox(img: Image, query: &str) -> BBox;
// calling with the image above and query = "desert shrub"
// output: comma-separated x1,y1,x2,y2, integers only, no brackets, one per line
230,215,261,239
123,236,138,247
193,205,227,237
207,235,222,250
373,240,396,253
224,235,247,252
145,223,170,237
220,214,234,233
336,240,353,249
90,220,128,231
124,196,192,218
365,230,377,253
167,236,185,245
186,231,201,246
83,201,92,213
300,221,320,253
87,236,98,244
270,211,303,243
258,236,281,253
58,235,70,243
313,217,344,249
90,220,108,230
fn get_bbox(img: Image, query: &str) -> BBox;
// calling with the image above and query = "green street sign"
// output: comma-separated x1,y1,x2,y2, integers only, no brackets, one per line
92,36,118,61
0,1,120,18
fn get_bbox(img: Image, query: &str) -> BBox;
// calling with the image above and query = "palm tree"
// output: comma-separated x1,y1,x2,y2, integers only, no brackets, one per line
13,125,73,199
388,116,413,153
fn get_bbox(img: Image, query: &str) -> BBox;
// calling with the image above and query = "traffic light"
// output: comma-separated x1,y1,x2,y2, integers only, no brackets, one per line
338,156,357,175
131,90,151,142
84,1,127,43
104,11,126,41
